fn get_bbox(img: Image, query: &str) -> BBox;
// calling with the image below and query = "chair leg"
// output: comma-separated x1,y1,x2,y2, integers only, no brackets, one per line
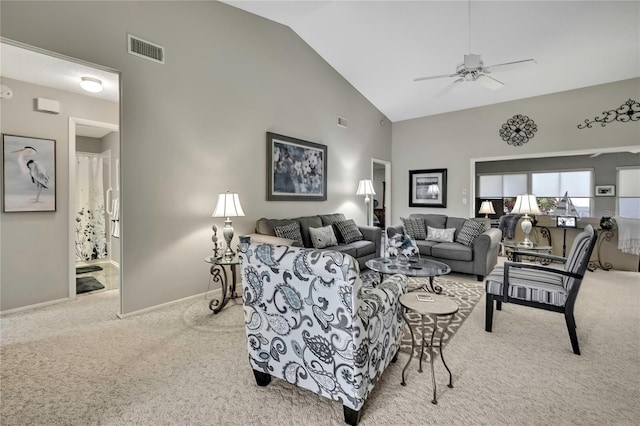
496,300,502,311
564,311,581,355
343,405,362,426
477,275,484,282
252,369,272,386
391,349,399,363
485,295,494,332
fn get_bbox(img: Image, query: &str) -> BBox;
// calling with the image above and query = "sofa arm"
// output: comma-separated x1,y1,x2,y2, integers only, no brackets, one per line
359,225,382,256
472,228,503,278
244,233,297,246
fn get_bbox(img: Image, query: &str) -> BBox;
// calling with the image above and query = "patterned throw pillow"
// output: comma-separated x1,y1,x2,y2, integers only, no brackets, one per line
386,233,418,257
426,226,456,243
309,225,338,249
456,220,486,246
401,217,427,240
335,219,364,244
274,222,304,246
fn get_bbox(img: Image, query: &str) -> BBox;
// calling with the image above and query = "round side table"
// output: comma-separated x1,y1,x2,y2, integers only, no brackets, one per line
400,292,459,404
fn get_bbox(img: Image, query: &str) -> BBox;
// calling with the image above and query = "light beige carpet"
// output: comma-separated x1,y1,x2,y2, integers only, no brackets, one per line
1,265,639,425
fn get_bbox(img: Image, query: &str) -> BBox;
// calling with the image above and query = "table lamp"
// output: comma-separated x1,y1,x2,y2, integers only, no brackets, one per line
356,179,376,226
212,192,245,259
478,200,496,218
511,194,541,247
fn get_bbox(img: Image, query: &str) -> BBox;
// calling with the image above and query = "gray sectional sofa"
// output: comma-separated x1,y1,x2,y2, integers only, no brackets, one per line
247,213,381,270
387,213,502,281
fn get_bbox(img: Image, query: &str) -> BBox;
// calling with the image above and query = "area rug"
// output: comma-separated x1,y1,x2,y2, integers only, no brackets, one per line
76,276,105,294
76,265,103,275
362,272,484,360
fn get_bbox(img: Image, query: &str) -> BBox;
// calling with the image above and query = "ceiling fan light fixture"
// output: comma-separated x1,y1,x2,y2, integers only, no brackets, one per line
80,77,103,93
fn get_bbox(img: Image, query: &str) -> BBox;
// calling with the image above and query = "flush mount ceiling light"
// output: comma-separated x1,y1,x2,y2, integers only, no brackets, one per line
80,77,103,93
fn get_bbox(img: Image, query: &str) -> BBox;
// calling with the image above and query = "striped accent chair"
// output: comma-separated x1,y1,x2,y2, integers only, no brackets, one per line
484,225,597,355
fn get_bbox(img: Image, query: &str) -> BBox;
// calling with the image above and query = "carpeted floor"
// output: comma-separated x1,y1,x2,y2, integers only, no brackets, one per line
1,264,638,425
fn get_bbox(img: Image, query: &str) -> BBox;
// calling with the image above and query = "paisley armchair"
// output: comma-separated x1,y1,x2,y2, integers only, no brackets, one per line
238,242,407,425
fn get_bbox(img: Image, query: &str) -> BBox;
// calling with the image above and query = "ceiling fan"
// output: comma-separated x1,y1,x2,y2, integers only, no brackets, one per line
414,53,536,96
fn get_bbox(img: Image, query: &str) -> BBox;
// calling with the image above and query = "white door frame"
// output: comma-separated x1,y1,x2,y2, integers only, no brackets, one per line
371,158,391,246
68,118,119,304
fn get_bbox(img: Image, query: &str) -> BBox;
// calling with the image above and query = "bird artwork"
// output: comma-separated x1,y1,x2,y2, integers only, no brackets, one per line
12,146,50,203
3,135,55,212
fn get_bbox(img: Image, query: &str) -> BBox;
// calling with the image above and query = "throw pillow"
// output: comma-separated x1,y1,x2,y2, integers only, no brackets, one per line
274,222,304,246
456,220,486,246
401,217,427,240
309,225,338,249
386,233,418,257
335,219,364,244
426,226,455,243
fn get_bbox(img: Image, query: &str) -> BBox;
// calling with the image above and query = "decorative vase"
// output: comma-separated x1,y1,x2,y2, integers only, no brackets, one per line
599,216,614,230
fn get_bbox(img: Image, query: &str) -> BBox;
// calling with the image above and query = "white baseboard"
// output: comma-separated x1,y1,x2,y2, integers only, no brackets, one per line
1,297,71,316
116,290,219,319
110,259,120,268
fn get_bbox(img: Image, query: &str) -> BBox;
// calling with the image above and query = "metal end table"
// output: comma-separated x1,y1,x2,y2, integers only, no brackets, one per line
204,255,240,314
400,292,459,404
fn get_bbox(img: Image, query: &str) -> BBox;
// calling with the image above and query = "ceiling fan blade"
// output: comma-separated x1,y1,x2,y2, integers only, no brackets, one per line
414,73,458,82
436,78,464,97
477,74,504,90
484,58,536,72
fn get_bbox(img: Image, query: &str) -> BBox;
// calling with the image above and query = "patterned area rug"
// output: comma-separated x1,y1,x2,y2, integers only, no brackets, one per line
362,272,484,360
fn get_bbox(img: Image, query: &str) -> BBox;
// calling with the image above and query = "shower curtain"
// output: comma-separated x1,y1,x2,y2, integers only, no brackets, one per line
75,155,108,261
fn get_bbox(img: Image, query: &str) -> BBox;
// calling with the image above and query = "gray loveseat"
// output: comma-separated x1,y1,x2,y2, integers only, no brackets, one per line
387,213,502,281
247,213,381,270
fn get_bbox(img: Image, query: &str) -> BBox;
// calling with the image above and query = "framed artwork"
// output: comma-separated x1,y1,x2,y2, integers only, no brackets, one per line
409,168,447,208
595,185,615,197
556,216,577,228
266,132,327,201
3,134,56,212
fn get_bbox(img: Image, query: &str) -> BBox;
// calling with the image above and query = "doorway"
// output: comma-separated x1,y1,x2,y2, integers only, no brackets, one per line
372,158,391,247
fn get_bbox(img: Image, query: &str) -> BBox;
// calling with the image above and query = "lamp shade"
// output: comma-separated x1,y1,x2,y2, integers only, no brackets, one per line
212,192,245,218
511,194,541,215
479,200,496,215
356,179,376,196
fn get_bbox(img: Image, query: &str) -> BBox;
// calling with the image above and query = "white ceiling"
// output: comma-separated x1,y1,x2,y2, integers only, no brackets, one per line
225,0,640,122
0,42,119,103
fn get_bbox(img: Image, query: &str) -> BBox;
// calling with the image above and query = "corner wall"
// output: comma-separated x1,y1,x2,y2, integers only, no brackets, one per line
1,1,391,314
391,78,640,224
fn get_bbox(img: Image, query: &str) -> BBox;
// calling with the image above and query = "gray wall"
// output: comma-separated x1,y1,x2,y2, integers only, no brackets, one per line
392,78,640,224
476,152,640,218
1,1,391,314
0,77,118,311
101,131,120,265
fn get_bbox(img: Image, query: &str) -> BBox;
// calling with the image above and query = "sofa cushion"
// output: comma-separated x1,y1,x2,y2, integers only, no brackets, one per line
345,240,376,258
401,217,427,240
324,244,357,258
309,225,338,249
335,219,364,244
445,217,467,239
415,240,438,256
274,222,304,246
410,213,447,229
431,242,473,261
255,217,297,236
297,216,324,247
426,226,456,243
456,219,486,246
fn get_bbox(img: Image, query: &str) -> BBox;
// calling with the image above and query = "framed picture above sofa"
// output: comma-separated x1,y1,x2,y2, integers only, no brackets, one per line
266,132,327,201
409,168,447,208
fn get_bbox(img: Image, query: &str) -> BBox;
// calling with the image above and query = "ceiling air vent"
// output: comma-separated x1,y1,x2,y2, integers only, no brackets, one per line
128,34,165,64
337,115,348,129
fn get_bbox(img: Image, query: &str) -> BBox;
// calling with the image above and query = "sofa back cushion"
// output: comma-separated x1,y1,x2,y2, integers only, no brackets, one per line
445,217,467,238
409,213,447,230
298,216,324,247
256,216,323,248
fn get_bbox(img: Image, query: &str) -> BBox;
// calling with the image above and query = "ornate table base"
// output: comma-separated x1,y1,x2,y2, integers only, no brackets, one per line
205,256,240,314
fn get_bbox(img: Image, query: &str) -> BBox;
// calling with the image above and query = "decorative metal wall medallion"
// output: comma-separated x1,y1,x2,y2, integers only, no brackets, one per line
499,114,537,147
578,99,640,129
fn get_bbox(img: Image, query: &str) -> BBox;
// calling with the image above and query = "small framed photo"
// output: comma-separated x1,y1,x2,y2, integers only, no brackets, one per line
409,168,447,208
595,185,615,197
267,132,327,201
3,134,56,212
556,216,577,228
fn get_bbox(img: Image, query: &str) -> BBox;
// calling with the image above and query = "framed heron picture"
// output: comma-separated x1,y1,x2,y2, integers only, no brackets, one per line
266,132,327,201
409,168,447,208
2,134,56,212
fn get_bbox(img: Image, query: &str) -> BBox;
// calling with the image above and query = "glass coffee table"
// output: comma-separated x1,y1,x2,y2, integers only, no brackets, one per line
365,257,451,294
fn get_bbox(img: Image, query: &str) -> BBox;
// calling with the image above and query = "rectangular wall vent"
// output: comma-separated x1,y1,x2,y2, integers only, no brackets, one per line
128,34,165,64
337,115,348,128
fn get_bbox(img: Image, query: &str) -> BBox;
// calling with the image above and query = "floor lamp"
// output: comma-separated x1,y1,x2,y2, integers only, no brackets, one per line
356,179,376,226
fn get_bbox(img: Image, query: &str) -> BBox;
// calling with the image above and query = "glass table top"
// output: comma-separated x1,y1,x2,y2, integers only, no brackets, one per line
365,256,451,278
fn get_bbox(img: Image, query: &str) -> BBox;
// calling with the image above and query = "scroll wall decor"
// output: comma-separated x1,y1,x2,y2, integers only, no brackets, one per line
578,99,640,129
499,114,537,147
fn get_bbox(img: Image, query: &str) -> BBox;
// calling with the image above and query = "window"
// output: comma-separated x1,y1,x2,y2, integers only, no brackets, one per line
531,170,593,217
618,167,640,219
